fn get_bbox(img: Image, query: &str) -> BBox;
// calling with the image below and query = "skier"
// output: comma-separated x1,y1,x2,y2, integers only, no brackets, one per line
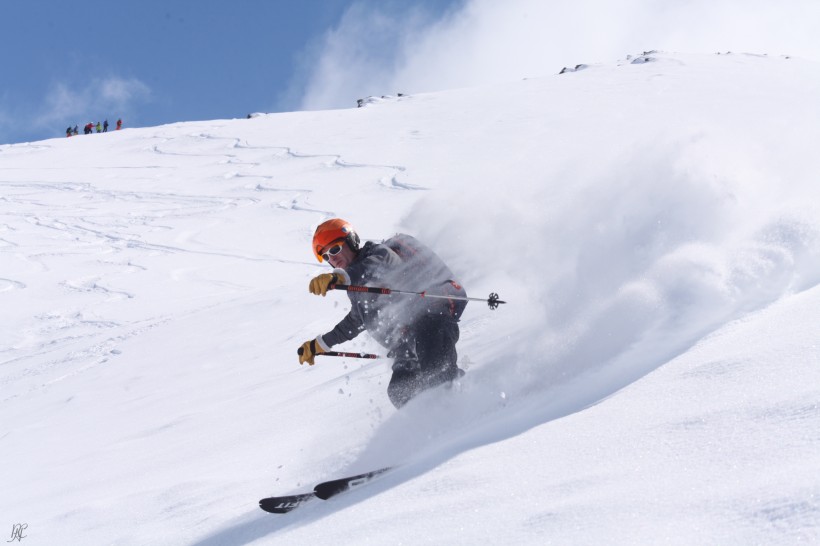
116,118,122,130
103,119,109,132
298,218,467,408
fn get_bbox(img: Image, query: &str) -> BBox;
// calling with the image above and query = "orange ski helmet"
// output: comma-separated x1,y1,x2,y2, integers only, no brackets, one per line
312,218,360,262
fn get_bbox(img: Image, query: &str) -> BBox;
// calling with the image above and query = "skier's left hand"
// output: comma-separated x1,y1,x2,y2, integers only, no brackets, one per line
298,338,326,365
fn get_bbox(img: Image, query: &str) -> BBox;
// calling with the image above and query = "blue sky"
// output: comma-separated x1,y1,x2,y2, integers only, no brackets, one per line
0,0,461,144
2,0,818,145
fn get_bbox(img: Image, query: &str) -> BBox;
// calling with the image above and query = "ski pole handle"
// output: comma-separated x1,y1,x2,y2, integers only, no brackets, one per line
324,351,380,359
329,283,392,295
297,347,381,359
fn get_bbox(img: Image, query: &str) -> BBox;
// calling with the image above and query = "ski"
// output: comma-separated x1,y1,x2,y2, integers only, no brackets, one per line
259,466,393,513
258,492,315,514
314,466,392,499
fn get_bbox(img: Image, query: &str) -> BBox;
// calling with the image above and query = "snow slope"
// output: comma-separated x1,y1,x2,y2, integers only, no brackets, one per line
1,51,819,545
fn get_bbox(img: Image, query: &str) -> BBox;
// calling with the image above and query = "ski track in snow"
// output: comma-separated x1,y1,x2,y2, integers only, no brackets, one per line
149,133,419,192
0,278,26,291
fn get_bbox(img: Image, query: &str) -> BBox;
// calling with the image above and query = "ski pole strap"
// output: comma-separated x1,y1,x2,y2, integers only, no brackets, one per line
329,284,506,310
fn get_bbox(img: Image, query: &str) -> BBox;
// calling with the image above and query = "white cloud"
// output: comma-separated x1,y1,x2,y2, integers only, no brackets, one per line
34,77,151,129
298,0,820,110
99,78,151,105
297,2,442,110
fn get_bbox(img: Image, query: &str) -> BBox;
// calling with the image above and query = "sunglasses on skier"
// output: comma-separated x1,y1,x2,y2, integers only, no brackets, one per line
321,242,344,262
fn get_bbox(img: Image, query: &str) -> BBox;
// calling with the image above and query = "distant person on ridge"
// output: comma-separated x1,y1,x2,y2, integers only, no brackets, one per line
116,118,122,130
103,119,109,132
73,125,79,136
298,219,467,408
66,127,72,137
95,122,101,133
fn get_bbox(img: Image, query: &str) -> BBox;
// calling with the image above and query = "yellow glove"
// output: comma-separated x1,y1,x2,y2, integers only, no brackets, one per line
298,338,326,366
309,273,338,297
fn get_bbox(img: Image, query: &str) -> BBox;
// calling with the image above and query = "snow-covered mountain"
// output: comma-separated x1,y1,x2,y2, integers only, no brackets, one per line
2,51,819,545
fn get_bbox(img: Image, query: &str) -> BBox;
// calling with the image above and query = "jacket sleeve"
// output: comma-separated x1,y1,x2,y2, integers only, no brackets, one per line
319,243,401,348
320,306,365,348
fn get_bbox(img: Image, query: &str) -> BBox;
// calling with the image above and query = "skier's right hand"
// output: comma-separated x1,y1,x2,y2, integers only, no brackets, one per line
298,338,326,365
309,273,338,297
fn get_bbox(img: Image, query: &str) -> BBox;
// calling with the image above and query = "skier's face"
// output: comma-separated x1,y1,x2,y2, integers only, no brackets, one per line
326,242,355,269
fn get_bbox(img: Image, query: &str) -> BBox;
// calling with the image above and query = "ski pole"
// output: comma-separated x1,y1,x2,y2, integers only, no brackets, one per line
297,347,381,359
329,284,506,310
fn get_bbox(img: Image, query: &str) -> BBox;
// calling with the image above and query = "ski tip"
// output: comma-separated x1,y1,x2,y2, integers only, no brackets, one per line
258,493,314,514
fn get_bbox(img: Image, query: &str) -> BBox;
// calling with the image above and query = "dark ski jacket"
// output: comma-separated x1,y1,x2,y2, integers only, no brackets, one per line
320,238,465,350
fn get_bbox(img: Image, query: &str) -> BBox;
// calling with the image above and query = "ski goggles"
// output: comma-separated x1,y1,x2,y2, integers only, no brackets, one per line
321,242,344,262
